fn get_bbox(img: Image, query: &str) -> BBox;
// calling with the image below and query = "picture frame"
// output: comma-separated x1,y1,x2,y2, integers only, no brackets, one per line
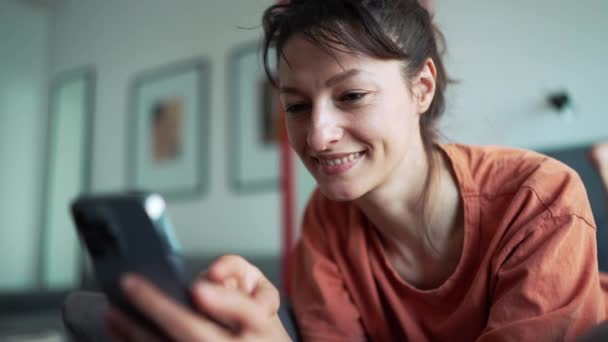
127,58,210,200
228,41,280,192
39,67,95,289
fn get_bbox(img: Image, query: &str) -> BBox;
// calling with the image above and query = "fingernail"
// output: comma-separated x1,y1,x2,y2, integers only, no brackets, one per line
121,274,137,292
224,277,238,290
197,283,217,297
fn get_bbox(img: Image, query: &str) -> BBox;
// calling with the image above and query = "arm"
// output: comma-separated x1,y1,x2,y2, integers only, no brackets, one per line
478,214,606,341
290,191,366,341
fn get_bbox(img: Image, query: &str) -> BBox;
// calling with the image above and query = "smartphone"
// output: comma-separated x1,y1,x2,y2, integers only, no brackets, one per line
70,191,194,334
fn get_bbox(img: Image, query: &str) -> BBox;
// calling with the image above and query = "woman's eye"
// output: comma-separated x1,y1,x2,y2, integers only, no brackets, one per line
284,103,309,114
340,92,367,102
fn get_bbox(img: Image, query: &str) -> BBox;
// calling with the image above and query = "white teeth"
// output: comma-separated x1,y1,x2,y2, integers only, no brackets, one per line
318,152,362,166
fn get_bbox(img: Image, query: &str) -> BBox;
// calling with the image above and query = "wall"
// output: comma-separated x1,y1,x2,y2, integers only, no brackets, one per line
435,0,608,150
49,0,279,257
0,0,50,290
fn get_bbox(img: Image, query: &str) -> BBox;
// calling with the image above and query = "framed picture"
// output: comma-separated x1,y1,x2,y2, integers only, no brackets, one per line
127,58,210,200
228,41,280,192
40,67,95,289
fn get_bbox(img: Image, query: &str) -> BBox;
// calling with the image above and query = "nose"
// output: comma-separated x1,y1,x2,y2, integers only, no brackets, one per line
306,103,343,152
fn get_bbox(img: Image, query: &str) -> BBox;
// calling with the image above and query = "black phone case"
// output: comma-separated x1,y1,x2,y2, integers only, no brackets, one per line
70,192,194,335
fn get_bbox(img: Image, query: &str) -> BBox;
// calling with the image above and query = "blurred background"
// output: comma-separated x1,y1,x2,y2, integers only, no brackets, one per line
0,0,606,339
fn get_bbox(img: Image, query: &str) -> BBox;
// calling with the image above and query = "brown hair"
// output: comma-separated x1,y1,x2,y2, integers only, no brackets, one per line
262,0,451,243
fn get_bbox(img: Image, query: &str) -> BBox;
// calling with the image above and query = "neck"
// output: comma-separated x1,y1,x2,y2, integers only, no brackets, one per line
354,145,461,256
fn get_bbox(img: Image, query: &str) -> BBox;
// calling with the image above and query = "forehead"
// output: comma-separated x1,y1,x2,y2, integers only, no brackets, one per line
278,35,401,84
279,36,357,74
278,35,379,77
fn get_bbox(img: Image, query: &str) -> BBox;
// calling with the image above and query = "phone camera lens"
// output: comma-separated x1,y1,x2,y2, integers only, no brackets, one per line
83,220,120,257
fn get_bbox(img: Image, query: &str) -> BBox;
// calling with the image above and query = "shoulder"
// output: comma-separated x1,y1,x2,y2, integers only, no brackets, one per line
442,143,595,228
441,143,548,195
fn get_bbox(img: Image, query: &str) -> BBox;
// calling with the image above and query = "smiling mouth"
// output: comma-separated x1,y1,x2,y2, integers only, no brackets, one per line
312,151,365,175
315,151,364,166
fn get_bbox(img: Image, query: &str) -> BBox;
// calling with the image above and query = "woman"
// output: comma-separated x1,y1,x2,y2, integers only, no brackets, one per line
107,0,608,340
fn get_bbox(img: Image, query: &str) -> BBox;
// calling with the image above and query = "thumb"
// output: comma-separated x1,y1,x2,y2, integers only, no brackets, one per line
201,254,261,294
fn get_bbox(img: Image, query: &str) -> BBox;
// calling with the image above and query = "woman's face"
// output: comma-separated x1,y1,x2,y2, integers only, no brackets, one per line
278,35,429,201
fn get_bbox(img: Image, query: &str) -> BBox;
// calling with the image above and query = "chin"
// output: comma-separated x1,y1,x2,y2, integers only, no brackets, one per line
317,183,365,202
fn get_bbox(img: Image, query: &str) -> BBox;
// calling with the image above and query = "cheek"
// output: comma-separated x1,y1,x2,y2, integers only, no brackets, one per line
348,111,394,144
349,106,418,152
285,119,308,151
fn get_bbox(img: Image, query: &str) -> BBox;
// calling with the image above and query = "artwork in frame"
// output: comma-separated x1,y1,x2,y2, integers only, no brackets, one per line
127,58,210,200
228,41,280,192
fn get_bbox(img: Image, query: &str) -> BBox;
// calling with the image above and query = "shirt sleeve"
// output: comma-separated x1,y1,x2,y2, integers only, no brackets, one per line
289,191,367,342
478,213,607,342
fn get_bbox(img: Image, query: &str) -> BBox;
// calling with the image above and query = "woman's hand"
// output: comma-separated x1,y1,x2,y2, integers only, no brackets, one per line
106,255,291,341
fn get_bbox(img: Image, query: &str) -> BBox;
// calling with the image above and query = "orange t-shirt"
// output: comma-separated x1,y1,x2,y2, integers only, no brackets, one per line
290,144,608,341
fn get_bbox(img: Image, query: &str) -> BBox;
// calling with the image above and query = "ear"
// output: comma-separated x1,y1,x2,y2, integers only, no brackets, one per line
418,0,435,16
413,58,437,115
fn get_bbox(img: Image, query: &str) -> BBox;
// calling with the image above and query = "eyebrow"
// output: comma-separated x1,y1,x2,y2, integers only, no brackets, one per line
279,69,363,95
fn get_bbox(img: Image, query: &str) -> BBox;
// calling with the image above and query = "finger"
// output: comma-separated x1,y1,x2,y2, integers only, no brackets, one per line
202,255,251,286
197,271,238,290
207,256,279,316
205,254,264,294
251,278,281,317
189,280,239,333
192,281,268,331
121,274,230,341
105,307,162,342
222,276,239,290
